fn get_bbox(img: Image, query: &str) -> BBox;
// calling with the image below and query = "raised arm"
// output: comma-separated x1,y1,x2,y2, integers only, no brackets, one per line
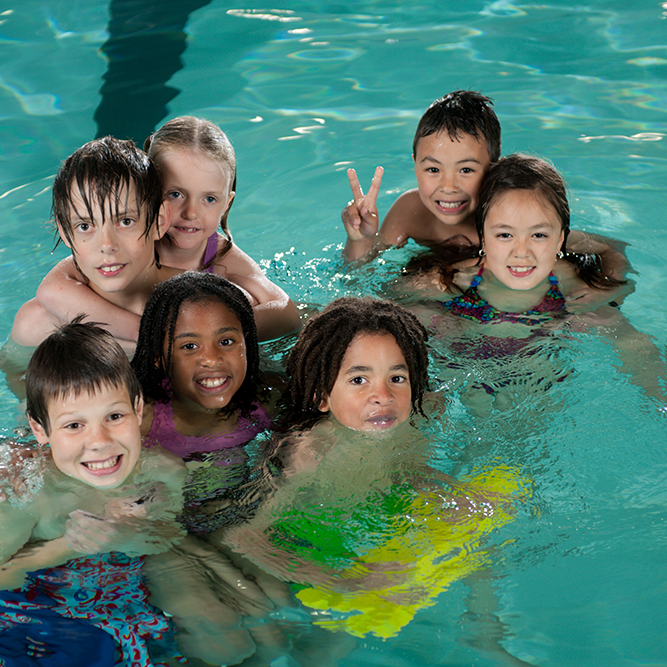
215,245,301,341
341,166,385,262
36,257,141,346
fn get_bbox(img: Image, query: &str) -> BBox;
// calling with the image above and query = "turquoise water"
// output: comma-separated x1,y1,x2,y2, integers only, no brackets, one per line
1,1,666,665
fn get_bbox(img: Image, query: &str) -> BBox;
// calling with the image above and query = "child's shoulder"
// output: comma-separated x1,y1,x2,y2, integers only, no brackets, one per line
380,189,428,247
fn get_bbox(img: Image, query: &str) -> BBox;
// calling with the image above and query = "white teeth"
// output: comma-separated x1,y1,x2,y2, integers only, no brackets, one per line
510,266,533,273
198,377,228,388
437,201,463,209
84,456,119,470
100,265,123,273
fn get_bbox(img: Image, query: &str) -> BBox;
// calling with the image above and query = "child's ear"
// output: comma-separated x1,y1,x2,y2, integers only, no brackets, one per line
56,221,72,250
317,394,330,413
27,417,50,446
155,201,171,240
226,191,236,212
134,395,145,426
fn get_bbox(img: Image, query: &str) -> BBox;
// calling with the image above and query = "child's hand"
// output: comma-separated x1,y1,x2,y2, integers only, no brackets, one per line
65,509,184,556
342,166,383,241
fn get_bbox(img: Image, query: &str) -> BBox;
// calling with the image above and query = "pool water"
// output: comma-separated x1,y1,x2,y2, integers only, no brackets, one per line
1,1,666,665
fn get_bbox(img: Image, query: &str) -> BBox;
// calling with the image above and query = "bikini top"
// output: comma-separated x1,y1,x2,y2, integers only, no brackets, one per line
442,265,566,326
145,399,272,460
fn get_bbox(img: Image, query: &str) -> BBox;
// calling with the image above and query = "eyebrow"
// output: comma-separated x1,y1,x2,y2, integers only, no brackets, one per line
488,221,555,230
173,326,240,341
419,155,483,165
344,363,409,374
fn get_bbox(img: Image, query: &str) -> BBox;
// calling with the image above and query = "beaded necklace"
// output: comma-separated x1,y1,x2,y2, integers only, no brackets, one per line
442,265,566,326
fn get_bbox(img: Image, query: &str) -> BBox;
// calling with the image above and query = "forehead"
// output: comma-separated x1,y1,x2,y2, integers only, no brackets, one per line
68,180,140,219
174,298,242,331
485,188,561,227
415,130,490,161
341,332,406,365
160,148,232,189
47,382,133,418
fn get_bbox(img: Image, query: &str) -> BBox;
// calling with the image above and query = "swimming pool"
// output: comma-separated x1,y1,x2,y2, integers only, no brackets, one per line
1,1,666,665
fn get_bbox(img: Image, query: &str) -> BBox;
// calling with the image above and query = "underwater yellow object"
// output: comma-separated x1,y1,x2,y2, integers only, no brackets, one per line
294,466,529,639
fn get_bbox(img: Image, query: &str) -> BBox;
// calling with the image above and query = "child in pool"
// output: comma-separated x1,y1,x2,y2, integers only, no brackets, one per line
131,271,297,665
210,297,527,641
36,116,302,343
341,90,630,279
405,153,666,403
0,319,188,665
7,137,175,358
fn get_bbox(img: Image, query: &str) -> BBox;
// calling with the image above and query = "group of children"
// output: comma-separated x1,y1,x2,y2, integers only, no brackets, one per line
0,89,653,665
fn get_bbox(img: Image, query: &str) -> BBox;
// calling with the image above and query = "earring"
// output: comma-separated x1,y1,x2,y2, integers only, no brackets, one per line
557,251,564,259
479,249,486,257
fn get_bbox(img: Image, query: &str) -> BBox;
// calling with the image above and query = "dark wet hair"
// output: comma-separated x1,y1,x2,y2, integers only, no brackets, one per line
406,154,626,291
26,317,142,436
131,271,259,418
144,116,236,269
53,137,164,259
279,297,430,431
413,90,501,162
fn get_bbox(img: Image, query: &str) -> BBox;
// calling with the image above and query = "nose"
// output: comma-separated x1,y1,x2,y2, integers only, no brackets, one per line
87,421,114,451
198,343,223,367
438,170,459,194
512,237,530,258
98,224,118,254
181,198,198,220
370,382,394,405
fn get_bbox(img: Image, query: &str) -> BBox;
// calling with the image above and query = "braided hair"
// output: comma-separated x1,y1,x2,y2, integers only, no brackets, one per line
279,297,430,431
131,271,259,418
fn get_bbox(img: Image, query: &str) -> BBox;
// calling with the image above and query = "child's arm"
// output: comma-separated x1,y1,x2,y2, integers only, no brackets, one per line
35,257,141,348
567,230,633,283
215,244,301,341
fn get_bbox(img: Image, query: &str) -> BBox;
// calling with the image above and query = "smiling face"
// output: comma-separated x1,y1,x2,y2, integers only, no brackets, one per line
482,189,565,290
318,332,412,432
158,148,235,251
60,182,168,299
413,131,491,227
29,384,143,489
167,299,247,413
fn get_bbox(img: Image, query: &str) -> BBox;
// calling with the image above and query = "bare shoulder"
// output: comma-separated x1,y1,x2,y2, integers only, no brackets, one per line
380,189,429,247
11,299,63,347
214,241,263,278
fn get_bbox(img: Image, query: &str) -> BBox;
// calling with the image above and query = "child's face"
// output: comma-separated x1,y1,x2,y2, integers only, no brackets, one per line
413,131,491,227
28,384,143,489
158,148,235,251
318,332,412,432
482,189,565,290
167,299,247,412
59,182,169,298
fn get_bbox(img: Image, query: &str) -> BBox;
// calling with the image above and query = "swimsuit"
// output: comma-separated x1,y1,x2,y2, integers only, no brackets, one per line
145,400,272,534
146,400,271,460
273,466,529,639
442,265,566,326
202,232,219,273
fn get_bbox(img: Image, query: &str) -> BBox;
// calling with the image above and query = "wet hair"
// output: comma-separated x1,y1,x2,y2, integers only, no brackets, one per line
144,116,236,268
131,271,259,418
279,297,430,431
26,317,142,436
413,90,501,162
53,137,163,259
405,153,626,291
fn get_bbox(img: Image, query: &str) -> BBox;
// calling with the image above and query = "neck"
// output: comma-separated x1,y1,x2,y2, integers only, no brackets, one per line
477,267,553,313
156,236,212,271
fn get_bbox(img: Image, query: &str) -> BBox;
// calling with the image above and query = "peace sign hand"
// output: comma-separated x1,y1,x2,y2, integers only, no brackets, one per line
341,166,384,242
